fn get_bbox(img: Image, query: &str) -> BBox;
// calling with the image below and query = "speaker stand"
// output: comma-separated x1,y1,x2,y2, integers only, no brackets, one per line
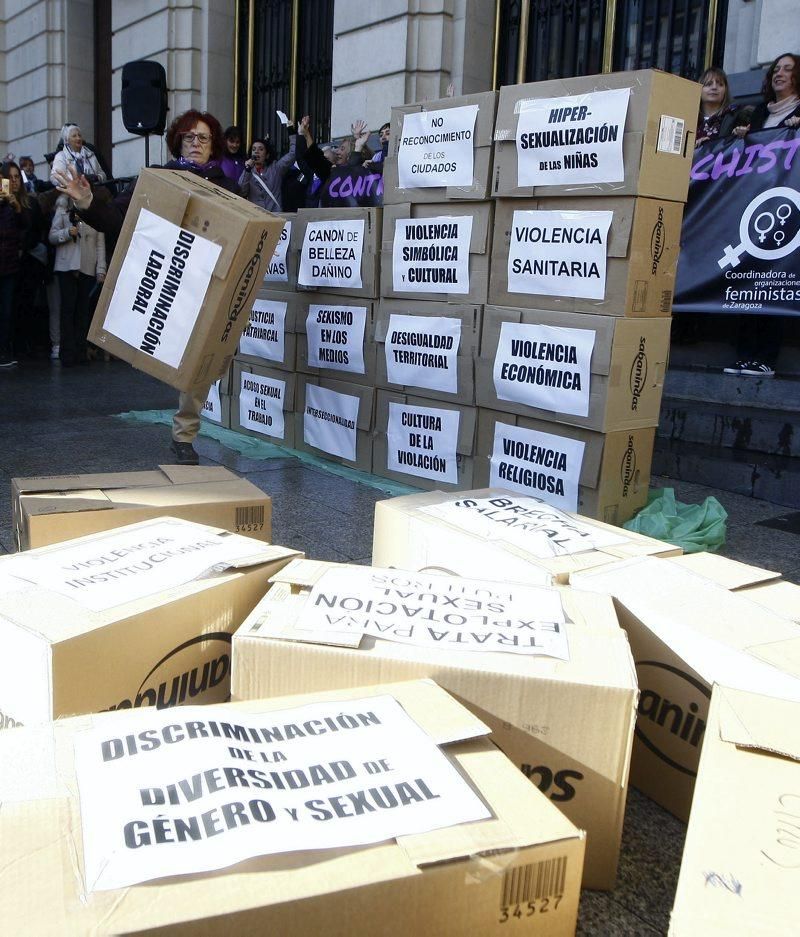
144,134,150,168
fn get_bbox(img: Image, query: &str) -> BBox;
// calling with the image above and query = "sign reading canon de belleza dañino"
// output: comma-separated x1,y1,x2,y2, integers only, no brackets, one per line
299,220,364,290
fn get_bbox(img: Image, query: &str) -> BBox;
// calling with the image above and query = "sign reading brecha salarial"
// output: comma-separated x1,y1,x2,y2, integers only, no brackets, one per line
397,105,479,189
75,696,490,891
103,209,222,367
299,565,569,659
515,88,630,187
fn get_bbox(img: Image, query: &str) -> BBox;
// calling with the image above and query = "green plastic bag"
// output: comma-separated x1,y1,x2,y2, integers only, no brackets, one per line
622,487,728,554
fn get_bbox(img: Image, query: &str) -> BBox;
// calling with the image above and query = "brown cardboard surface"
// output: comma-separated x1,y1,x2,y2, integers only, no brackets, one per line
292,207,382,299
380,201,493,303
476,305,670,431
489,196,682,317
666,553,781,591
374,299,483,404
473,410,653,525
0,518,300,729
233,559,634,889
571,556,800,821
231,359,297,449
88,169,284,393
0,680,584,935
385,91,498,202
373,390,477,491
493,70,699,201
13,466,272,549
669,687,800,936
295,294,378,385
294,374,375,472
372,487,679,586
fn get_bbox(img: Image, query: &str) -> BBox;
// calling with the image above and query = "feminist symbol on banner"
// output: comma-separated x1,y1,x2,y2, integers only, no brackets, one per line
718,186,800,268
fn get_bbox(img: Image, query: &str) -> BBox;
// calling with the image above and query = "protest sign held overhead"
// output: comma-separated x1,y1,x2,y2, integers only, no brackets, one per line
387,402,459,484
493,320,595,417
674,129,800,317
306,303,367,373
299,220,365,291
391,215,472,294
75,696,491,891
299,565,569,659
515,89,630,188
508,209,612,300
490,422,586,513
385,313,461,394
397,105,479,189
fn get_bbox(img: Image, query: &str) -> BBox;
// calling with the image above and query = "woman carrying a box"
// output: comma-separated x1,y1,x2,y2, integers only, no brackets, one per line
51,110,238,464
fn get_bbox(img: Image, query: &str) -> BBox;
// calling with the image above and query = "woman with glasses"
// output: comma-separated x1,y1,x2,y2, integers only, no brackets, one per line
163,111,238,193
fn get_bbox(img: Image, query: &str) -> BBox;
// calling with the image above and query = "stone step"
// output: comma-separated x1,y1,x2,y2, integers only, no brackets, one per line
657,398,797,457
652,437,800,508
663,367,800,410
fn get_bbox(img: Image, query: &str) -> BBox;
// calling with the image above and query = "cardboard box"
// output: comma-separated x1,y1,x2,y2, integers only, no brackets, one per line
0,679,585,935
12,465,272,550
260,211,298,290
380,201,493,304
373,488,680,586
571,556,800,820
493,69,699,201
670,686,800,936
0,518,300,730
233,559,635,890
293,207,382,299
295,294,378,386
474,410,652,525
295,374,375,472
476,305,670,431
375,299,483,404
231,359,297,449
384,91,498,203
88,169,284,393
236,288,303,373
373,389,477,491
489,196,682,317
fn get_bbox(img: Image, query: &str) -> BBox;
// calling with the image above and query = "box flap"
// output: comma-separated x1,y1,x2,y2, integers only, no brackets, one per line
668,553,780,590
13,470,169,496
716,685,800,762
157,465,238,485
747,634,800,680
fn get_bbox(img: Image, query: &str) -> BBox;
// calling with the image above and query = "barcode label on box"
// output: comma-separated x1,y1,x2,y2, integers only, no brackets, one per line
657,116,685,155
235,504,265,533
500,856,567,908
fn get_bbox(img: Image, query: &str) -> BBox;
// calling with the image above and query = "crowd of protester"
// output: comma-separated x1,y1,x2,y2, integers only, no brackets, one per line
0,109,392,372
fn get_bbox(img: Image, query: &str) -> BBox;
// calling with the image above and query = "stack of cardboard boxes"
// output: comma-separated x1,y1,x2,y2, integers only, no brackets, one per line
477,71,698,524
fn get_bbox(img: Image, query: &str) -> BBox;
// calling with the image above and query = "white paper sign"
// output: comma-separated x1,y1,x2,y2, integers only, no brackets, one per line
490,422,586,513
299,220,364,290
276,109,290,126
302,566,568,659
263,220,291,282
397,105,479,189
202,380,222,424
420,495,627,558
387,402,459,484
74,695,490,891
102,209,222,368
391,215,472,294
5,519,266,612
493,321,595,417
240,299,287,363
385,313,461,394
239,372,285,439
508,209,612,301
304,384,359,461
515,88,630,186
306,304,367,374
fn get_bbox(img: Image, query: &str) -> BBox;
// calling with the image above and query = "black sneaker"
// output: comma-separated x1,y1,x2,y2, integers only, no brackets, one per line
171,441,200,465
740,360,775,377
0,354,17,368
722,360,747,375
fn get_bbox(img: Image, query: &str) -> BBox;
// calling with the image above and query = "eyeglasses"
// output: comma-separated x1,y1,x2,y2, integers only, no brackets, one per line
182,132,211,144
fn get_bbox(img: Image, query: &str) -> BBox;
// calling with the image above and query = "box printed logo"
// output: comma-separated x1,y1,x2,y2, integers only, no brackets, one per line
620,435,637,496
650,207,666,275
221,226,272,342
629,337,648,411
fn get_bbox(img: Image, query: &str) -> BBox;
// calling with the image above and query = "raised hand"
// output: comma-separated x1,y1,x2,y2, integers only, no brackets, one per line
52,164,93,208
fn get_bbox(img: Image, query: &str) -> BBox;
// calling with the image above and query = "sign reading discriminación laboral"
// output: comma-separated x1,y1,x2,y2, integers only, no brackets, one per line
397,105,479,189
75,695,490,891
515,88,630,187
